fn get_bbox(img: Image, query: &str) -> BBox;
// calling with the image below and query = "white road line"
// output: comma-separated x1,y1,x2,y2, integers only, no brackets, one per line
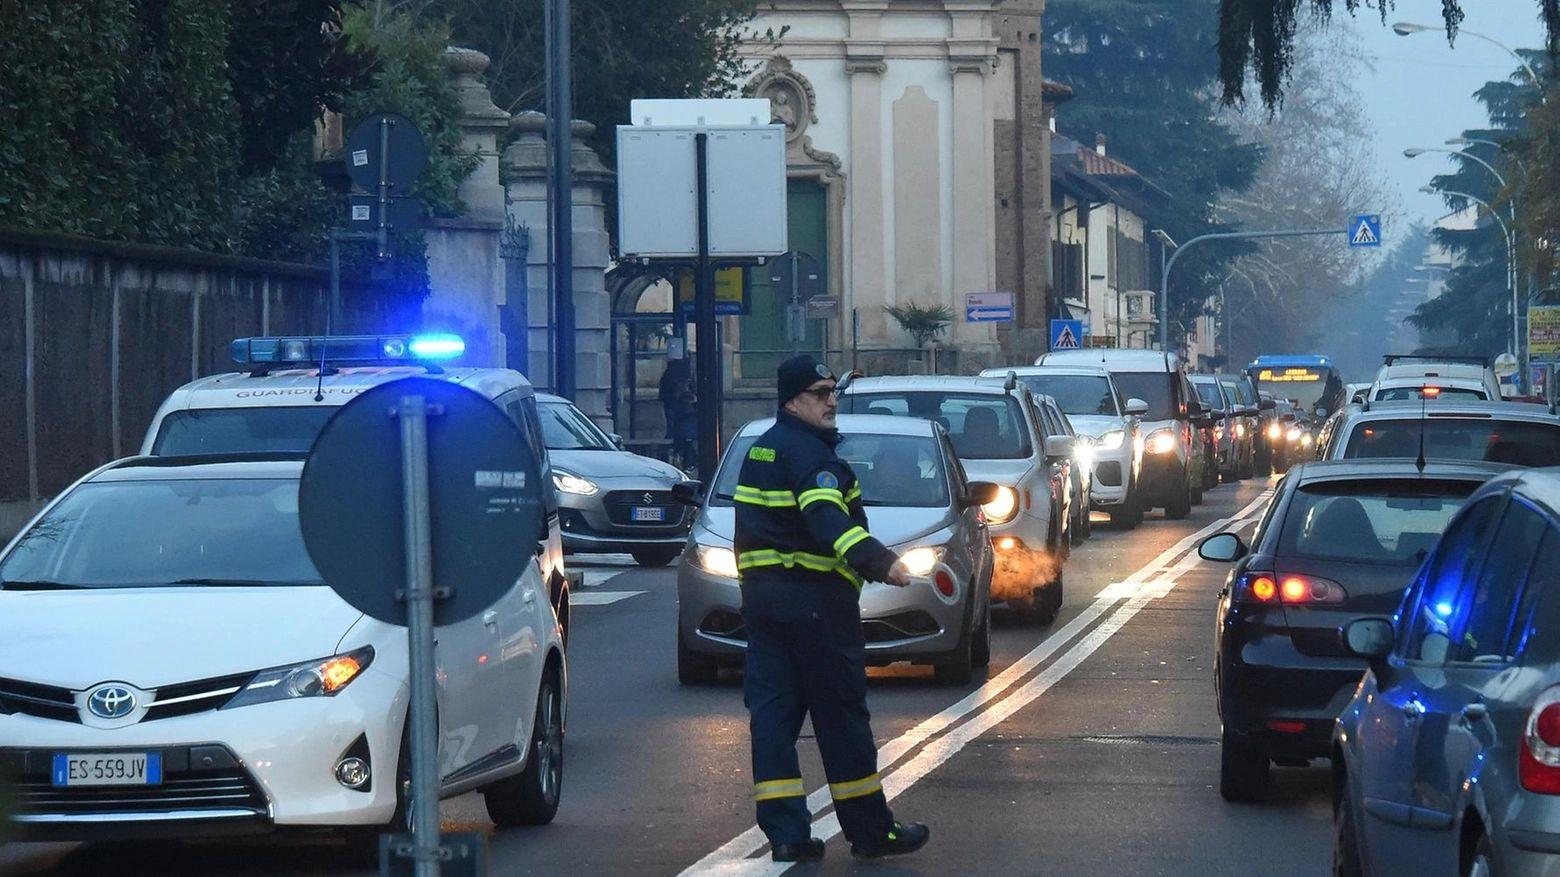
681,491,1273,875
579,569,626,589
570,591,645,606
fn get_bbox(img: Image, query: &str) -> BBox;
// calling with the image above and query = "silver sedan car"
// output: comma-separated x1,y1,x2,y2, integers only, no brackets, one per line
537,393,693,567
676,415,995,686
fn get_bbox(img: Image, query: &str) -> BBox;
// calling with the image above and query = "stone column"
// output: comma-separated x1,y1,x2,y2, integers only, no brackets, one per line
502,113,615,427
422,48,510,366
844,3,889,344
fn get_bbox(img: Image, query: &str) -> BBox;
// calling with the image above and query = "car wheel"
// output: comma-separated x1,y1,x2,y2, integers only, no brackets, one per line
970,597,992,668
1464,830,1494,877
1007,589,1057,626
1219,726,1270,803
631,547,680,567
484,668,563,827
1077,497,1093,540
677,628,720,685
933,617,975,685
1165,487,1192,520
1256,451,1272,477
1333,773,1366,877
1110,491,1143,530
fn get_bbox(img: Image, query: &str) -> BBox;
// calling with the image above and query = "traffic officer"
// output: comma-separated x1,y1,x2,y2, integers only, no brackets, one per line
734,354,931,862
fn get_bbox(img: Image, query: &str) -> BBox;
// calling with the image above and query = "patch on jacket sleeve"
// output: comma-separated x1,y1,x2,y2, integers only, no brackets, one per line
815,470,839,489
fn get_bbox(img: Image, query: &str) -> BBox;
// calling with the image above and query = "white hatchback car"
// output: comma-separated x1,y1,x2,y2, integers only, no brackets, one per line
840,375,1073,624
0,457,565,846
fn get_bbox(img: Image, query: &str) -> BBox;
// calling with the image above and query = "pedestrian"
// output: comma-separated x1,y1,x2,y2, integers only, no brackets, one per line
732,354,931,862
659,355,696,467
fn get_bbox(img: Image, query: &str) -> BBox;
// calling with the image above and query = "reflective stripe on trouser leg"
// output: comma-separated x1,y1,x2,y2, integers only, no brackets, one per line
742,584,812,846
828,772,882,800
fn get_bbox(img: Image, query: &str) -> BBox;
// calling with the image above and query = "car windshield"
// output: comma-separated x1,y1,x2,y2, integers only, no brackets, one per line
1110,373,1174,421
1194,382,1225,411
538,400,613,450
1013,375,1119,417
712,433,949,508
1278,479,1475,568
0,479,323,589
1374,386,1487,401
842,392,1031,459
152,407,336,455
1344,418,1560,467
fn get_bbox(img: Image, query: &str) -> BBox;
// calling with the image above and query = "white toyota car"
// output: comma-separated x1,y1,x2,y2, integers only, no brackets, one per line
0,455,565,849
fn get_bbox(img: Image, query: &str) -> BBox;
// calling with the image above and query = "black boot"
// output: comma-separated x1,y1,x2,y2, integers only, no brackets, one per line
850,822,930,859
772,838,826,862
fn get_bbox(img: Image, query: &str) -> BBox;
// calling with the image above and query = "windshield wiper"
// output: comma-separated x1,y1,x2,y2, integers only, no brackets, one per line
1,580,88,591
168,577,326,587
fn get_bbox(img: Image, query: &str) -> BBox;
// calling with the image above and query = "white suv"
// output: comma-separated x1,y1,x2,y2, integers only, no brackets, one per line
840,375,1074,625
0,456,565,846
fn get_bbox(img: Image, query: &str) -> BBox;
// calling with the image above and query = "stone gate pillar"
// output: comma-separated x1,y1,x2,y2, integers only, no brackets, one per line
502,112,614,427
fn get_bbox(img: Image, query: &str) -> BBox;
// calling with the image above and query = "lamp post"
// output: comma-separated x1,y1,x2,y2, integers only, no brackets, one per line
1393,21,1545,95
1403,146,1509,190
1150,228,1177,351
1421,185,1518,360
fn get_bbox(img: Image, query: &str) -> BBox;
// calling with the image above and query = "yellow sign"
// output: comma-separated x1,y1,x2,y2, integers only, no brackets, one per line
1531,306,1560,357
1256,367,1321,383
675,267,746,314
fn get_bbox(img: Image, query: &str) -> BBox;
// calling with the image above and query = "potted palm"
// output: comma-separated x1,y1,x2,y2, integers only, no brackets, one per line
884,301,954,373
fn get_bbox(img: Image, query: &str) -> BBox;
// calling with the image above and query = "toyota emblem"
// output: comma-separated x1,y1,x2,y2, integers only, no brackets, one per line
86,684,137,719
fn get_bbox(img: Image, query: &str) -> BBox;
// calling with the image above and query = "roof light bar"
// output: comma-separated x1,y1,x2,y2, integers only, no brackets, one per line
231,334,466,366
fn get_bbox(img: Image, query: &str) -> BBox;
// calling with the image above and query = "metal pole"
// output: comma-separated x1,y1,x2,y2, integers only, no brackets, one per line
377,117,392,261
851,307,859,373
329,233,342,331
1156,234,1169,350
545,0,575,399
693,133,721,480
398,394,441,877
1437,189,1515,358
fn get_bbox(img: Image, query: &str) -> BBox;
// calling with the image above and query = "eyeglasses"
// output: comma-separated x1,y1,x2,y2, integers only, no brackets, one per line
798,386,836,401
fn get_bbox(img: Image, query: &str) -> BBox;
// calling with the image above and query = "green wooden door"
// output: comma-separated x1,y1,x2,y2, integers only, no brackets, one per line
739,179,828,378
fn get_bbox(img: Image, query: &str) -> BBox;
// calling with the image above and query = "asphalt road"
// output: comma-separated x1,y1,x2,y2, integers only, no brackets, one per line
1,475,1335,876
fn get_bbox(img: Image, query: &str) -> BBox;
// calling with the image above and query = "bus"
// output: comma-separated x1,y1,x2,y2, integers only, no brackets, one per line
1246,355,1345,417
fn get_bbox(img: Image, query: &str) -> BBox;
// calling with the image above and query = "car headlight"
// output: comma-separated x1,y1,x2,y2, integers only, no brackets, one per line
1094,430,1125,451
982,486,1020,524
897,546,945,578
1266,422,1283,440
1146,429,1176,455
1301,433,1315,447
1234,422,1247,439
1287,427,1302,442
690,544,738,578
551,469,598,496
223,647,374,710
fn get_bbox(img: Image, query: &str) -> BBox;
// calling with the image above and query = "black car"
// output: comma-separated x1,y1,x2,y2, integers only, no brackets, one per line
1198,458,1514,802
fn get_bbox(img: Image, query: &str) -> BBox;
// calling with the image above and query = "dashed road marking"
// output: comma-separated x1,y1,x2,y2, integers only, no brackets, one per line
570,590,646,607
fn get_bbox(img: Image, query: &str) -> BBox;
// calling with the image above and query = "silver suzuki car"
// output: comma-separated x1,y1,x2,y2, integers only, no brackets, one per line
537,394,694,567
675,415,995,686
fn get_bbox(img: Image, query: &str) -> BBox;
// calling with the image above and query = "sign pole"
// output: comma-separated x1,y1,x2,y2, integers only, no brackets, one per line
693,133,721,480
397,394,443,877
545,0,576,400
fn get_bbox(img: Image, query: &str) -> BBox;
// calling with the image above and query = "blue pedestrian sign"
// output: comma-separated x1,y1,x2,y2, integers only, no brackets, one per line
1349,215,1381,248
966,292,1014,323
1050,319,1083,351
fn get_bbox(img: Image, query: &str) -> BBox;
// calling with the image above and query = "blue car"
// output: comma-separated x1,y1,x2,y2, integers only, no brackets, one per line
1335,468,1560,877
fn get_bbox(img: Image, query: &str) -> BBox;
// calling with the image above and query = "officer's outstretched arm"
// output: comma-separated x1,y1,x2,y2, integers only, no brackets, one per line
794,463,898,582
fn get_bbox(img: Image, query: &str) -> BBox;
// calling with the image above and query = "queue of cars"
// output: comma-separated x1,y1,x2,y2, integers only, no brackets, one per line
1196,351,1560,876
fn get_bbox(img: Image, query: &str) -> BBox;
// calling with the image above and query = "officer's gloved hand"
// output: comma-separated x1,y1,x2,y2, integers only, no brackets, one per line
884,559,912,587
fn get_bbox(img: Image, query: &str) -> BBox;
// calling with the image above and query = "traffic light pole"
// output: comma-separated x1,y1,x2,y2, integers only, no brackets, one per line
1159,227,1349,352
693,133,721,480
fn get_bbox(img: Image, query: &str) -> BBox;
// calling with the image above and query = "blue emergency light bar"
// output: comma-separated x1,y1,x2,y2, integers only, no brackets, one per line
230,334,466,366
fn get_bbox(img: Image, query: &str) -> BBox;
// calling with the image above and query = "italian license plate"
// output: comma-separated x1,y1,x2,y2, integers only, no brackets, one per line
632,506,666,522
52,752,162,787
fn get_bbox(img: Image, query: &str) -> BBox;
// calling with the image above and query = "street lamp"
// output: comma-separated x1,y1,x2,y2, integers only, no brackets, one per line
1150,228,1177,351
1403,146,1509,189
1393,21,1545,93
1421,184,1518,359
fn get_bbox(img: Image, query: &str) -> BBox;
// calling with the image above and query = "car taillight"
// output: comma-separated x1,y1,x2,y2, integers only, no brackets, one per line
1235,572,1346,605
1521,688,1560,793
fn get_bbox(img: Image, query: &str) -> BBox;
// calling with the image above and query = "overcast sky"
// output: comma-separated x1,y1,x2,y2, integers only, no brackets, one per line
1333,0,1545,230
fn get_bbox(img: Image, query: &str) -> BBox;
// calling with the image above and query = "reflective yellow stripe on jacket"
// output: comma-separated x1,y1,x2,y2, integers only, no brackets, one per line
797,486,849,513
833,525,870,557
737,548,864,589
733,485,798,508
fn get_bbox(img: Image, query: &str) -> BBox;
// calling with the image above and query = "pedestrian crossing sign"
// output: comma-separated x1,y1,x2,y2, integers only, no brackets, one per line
1349,215,1381,248
1050,319,1083,351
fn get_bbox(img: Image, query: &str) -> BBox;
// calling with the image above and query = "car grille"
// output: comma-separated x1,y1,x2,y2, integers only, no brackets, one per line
601,490,689,529
3,745,268,818
1094,461,1123,487
863,612,942,643
0,678,78,724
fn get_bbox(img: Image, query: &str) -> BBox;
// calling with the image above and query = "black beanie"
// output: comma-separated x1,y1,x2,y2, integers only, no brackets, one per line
777,355,836,406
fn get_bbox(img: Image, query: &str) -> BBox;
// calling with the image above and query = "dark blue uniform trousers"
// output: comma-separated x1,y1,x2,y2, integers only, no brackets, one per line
741,577,895,846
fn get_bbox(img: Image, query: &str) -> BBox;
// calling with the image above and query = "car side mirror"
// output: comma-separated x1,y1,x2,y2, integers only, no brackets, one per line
1125,398,1149,416
609,432,627,450
1315,406,1329,417
1197,532,1247,562
1342,618,1395,677
672,480,704,507
965,481,1000,507
1259,398,1276,411
1044,435,1074,460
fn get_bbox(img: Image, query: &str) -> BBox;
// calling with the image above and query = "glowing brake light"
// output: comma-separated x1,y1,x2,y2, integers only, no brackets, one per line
1422,386,1443,398
1237,572,1345,605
